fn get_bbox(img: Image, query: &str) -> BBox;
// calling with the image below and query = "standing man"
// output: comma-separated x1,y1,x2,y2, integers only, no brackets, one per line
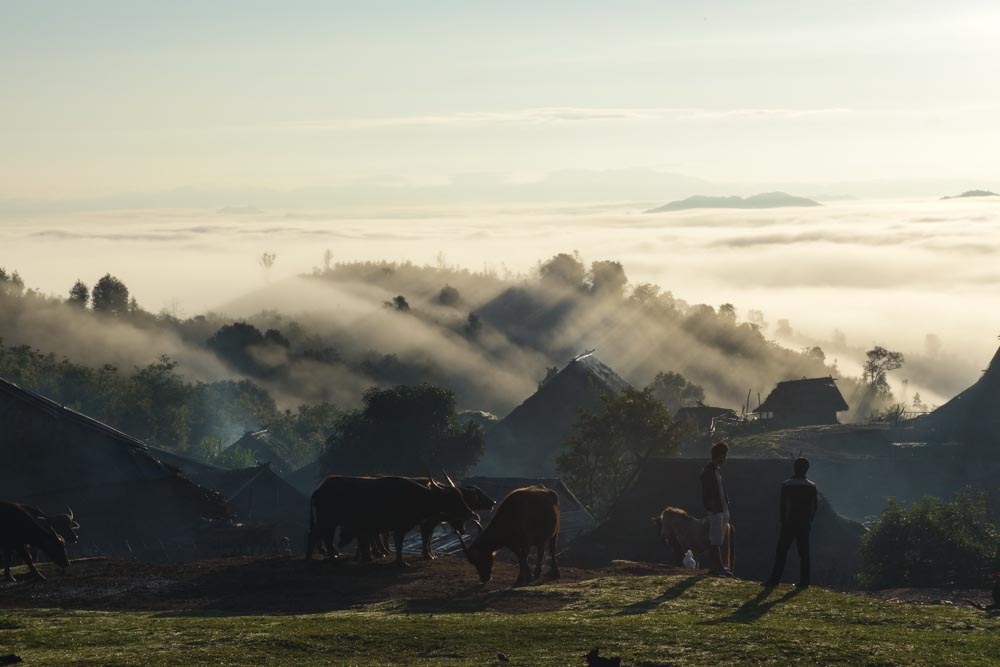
763,457,818,589
700,441,732,576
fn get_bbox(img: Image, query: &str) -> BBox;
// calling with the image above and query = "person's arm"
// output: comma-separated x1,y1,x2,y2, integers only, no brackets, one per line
810,486,818,522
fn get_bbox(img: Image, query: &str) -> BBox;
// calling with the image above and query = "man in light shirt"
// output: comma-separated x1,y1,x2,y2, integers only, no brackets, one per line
699,441,732,576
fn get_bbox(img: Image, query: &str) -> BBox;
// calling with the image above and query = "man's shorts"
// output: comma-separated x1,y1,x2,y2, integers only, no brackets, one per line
709,511,730,546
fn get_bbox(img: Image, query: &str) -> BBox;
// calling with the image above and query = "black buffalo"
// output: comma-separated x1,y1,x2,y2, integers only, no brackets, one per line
1,501,71,582
307,473,480,567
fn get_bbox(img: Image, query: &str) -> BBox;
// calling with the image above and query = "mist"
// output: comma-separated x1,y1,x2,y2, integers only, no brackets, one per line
2,196,999,414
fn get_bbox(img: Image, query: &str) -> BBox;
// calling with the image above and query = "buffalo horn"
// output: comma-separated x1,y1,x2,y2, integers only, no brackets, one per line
453,529,471,558
66,506,74,520
441,469,458,488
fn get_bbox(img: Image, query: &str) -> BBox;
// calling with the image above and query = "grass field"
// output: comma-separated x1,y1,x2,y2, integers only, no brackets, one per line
1,558,998,666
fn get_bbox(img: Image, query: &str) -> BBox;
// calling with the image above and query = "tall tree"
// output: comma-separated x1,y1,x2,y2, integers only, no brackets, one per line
0,267,25,297
558,387,680,518
91,274,130,315
320,384,484,477
68,280,90,307
863,346,905,397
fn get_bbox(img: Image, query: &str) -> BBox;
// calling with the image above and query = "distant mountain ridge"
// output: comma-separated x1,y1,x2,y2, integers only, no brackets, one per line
941,190,998,200
645,191,821,213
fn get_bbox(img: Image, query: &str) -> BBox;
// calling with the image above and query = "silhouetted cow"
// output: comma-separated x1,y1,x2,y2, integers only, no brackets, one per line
14,504,80,564
460,486,560,585
0,501,71,582
417,483,495,559
307,473,480,567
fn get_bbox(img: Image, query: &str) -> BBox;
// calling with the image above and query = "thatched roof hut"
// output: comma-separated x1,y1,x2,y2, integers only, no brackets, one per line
222,428,301,477
477,351,630,476
0,376,226,559
754,376,849,427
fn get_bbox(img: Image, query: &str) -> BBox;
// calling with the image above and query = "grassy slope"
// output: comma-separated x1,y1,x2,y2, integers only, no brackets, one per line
2,573,998,666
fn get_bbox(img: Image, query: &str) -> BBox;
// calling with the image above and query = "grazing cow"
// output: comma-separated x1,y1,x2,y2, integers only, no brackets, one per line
460,486,560,586
19,505,79,561
0,501,71,582
307,473,480,567
651,506,735,573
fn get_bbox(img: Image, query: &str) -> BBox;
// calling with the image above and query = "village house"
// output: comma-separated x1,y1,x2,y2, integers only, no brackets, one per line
753,376,849,427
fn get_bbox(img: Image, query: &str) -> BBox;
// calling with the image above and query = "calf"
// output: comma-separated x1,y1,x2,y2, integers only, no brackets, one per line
461,486,560,586
0,501,71,582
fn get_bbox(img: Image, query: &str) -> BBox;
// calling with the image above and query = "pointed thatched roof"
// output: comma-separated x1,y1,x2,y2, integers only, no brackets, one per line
0,376,227,554
754,376,849,415
222,428,301,476
910,346,1000,445
476,351,631,476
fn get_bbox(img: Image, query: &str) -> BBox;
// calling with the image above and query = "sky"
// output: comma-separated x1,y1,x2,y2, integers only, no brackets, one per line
2,1,1000,202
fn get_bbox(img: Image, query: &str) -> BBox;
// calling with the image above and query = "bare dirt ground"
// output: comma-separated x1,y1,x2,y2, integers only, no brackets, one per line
0,556,677,615
866,586,994,609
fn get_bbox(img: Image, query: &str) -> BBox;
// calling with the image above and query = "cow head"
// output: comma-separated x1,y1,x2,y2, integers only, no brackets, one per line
465,542,495,584
48,506,81,544
431,471,482,535
460,485,496,513
39,529,71,568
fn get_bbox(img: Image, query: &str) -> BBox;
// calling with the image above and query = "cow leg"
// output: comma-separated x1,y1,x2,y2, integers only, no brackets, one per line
360,531,374,563
420,521,436,560
547,533,561,579
2,549,15,582
514,548,531,586
18,546,44,581
533,543,544,580
378,532,392,557
394,530,408,568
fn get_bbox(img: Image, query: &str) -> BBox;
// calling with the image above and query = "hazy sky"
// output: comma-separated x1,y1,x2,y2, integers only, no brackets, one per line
3,1,1000,200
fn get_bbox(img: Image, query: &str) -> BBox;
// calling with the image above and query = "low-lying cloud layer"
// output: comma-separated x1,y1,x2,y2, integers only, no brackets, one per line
2,197,998,409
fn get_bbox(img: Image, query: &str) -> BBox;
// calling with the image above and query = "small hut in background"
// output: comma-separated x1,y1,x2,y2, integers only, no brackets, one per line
754,376,849,427
223,428,300,477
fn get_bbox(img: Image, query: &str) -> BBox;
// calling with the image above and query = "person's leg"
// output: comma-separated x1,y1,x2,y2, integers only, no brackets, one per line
764,525,794,586
795,524,811,588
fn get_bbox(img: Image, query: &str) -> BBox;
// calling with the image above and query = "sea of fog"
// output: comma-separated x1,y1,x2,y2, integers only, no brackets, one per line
2,197,999,405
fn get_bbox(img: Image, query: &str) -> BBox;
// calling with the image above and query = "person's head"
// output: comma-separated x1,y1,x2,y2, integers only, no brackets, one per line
710,441,729,465
793,457,810,477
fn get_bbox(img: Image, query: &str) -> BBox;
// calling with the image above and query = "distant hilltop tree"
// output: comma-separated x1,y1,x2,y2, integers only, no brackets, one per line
384,295,410,311
68,280,89,307
588,260,628,298
540,252,586,288
91,274,130,315
0,267,25,297
649,371,706,414
437,284,461,306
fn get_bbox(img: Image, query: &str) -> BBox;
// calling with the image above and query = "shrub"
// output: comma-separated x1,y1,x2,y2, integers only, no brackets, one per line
858,489,1000,588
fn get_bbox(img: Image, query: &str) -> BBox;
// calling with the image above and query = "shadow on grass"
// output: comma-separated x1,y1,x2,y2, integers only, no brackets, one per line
616,575,707,616
701,586,803,625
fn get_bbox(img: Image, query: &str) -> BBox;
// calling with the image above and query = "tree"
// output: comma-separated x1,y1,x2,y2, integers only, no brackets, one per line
859,490,1000,588
68,280,89,307
588,260,628,298
437,284,461,307
558,387,680,518
863,346,904,397
463,312,482,338
0,267,25,297
539,252,585,288
91,274,130,315
384,295,410,311
803,346,826,364
117,356,193,450
259,251,277,274
320,384,484,477
648,371,706,414
718,303,737,320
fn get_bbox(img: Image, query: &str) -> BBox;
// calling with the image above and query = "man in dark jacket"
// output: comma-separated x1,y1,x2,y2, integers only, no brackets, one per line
700,441,732,576
763,457,818,589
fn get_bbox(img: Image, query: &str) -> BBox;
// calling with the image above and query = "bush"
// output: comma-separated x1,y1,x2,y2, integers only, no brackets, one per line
858,489,1000,588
